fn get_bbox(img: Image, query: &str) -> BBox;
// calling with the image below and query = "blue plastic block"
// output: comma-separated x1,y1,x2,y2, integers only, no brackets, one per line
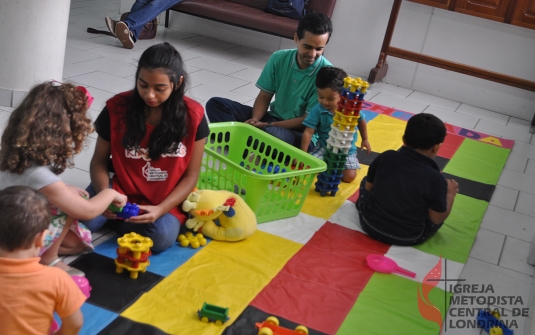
112,202,140,219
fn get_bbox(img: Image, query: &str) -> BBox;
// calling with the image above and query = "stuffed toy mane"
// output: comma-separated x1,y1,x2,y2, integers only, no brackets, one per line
182,189,257,241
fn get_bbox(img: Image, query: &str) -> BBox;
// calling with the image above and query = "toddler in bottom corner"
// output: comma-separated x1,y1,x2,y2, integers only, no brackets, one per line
0,186,86,335
300,67,371,183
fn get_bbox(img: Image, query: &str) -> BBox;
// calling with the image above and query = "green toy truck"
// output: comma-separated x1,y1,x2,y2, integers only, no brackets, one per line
197,302,230,325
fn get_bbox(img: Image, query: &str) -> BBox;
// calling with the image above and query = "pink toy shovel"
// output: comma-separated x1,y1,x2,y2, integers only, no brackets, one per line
366,254,416,278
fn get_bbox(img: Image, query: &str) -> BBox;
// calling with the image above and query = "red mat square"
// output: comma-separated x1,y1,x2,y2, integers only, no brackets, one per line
348,188,360,203
438,133,465,159
251,222,389,334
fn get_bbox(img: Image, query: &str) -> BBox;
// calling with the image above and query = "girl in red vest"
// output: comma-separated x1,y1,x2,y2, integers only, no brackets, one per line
84,42,208,252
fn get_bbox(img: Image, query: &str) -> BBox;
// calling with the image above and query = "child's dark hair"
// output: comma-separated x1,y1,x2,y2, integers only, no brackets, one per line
0,186,49,252
403,113,446,150
316,67,347,93
0,82,93,174
297,12,333,42
123,42,189,160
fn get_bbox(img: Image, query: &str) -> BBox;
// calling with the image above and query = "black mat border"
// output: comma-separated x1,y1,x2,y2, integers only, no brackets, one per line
222,305,328,335
98,316,170,335
70,253,164,314
442,172,496,202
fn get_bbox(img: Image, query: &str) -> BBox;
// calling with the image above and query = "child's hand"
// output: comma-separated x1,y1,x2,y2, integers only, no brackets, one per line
112,193,128,208
446,179,459,196
361,139,372,154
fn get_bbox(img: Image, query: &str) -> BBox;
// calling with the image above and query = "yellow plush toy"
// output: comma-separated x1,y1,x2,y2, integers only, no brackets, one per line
182,189,257,241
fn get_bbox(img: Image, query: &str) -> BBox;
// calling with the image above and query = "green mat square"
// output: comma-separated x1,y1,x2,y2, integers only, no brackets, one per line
415,194,488,263
337,274,452,335
442,139,510,185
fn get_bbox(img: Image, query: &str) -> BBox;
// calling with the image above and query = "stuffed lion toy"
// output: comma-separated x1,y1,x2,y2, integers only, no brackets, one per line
182,189,257,241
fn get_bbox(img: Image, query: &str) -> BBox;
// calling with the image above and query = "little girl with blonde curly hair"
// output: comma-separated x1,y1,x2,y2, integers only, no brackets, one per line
0,81,127,276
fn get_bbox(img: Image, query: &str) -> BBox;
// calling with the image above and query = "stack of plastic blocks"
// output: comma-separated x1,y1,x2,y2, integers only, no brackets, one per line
115,232,153,279
315,77,369,197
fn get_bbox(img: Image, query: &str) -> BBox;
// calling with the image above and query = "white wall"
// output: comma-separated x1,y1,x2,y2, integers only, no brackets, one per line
165,0,535,120
0,0,70,106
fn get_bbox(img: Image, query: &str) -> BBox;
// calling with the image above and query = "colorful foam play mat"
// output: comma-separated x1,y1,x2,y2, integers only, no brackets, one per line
67,101,513,335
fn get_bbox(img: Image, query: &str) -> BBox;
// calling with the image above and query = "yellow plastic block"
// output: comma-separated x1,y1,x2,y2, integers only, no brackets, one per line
115,259,150,279
117,232,153,255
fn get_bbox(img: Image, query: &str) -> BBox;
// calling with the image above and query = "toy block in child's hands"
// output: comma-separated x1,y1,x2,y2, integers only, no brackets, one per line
108,202,140,219
108,203,121,212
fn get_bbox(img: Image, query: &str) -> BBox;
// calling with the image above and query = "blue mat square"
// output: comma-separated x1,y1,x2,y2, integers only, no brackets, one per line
54,303,118,335
94,234,211,277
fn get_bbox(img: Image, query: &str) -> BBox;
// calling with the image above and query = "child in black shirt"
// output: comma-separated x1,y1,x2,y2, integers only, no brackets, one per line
356,113,459,245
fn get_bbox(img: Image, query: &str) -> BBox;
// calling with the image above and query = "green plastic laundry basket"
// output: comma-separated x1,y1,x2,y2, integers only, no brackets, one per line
197,122,327,223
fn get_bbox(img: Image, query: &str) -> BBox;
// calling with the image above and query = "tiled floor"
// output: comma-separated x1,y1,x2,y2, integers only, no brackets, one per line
1,0,534,334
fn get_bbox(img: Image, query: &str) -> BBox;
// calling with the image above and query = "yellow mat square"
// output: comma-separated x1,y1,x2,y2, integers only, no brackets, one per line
121,231,302,335
356,113,405,153
302,165,369,219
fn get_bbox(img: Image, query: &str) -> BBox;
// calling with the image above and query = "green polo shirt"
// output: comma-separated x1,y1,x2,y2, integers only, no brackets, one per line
256,49,332,120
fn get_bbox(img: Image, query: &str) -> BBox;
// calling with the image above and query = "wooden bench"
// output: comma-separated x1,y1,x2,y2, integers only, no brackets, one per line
164,0,336,39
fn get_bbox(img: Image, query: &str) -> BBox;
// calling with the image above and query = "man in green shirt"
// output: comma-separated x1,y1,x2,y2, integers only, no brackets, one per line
205,12,333,148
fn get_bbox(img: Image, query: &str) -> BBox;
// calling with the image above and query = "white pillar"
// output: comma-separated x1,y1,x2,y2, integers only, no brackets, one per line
0,0,70,107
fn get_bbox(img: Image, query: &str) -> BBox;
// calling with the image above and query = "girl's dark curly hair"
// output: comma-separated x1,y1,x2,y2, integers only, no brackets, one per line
0,82,93,174
122,42,189,161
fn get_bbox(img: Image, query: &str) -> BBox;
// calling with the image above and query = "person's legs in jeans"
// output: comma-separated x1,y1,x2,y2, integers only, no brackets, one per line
125,0,183,40
206,97,307,148
205,97,255,123
111,213,180,252
81,182,179,252
80,183,110,232
263,126,303,148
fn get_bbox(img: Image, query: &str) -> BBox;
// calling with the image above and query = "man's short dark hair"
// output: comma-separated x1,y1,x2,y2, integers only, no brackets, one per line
403,113,446,150
296,12,333,41
316,67,347,93
0,186,50,252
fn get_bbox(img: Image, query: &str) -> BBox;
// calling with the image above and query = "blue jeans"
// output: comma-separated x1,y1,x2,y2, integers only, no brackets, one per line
125,0,182,41
205,97,305,148
81,183,181,252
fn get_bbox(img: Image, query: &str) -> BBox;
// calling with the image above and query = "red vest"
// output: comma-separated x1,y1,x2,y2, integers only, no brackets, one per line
106,91,204,223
